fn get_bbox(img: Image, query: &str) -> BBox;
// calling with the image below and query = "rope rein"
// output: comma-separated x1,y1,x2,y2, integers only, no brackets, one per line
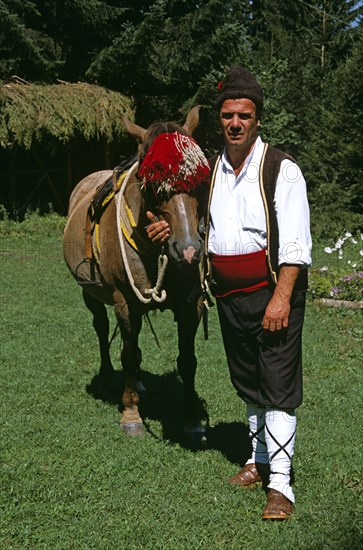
115,162,168,304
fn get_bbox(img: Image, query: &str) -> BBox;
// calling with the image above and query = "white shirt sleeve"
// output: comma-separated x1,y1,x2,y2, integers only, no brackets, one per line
274,159,312,266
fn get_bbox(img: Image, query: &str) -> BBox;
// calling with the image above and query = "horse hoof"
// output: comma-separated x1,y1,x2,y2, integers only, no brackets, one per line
120,422,145,437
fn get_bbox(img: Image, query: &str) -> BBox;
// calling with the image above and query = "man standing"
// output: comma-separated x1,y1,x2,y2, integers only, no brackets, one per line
147,65,312,520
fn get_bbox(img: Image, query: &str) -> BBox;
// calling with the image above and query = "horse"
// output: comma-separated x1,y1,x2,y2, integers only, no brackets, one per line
63,106,211,440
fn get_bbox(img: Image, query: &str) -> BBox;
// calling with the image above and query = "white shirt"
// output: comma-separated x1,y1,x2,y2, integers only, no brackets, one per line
208,136,312,266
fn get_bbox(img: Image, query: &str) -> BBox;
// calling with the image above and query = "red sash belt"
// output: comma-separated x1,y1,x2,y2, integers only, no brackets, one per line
210,249,269,297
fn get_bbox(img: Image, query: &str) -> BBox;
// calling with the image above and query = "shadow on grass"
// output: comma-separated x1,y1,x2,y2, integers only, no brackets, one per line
206,422,251,466
86,367,250,465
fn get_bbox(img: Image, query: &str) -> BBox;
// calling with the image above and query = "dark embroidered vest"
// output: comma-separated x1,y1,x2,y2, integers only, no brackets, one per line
204,144,308,292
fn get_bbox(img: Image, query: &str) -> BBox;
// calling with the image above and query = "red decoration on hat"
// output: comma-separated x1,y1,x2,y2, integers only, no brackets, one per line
138,132,210,199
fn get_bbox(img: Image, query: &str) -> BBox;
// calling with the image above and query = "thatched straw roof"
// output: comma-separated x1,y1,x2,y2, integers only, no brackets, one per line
0,77,134,149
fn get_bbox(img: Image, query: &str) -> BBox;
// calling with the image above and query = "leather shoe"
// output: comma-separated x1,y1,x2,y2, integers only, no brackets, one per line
262,489,294,520
228,463,261,487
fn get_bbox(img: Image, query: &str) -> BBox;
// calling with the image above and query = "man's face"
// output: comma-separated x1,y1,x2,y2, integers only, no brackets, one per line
219,98,259,152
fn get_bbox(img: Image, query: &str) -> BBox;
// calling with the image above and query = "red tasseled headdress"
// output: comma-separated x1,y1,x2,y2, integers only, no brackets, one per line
138,132,210,199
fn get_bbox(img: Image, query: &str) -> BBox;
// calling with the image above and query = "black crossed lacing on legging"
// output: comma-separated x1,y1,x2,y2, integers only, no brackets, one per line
265,425,296,460
250,424,267,447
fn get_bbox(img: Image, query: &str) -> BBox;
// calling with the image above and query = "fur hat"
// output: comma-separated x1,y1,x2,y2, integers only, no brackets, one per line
215,65,263,117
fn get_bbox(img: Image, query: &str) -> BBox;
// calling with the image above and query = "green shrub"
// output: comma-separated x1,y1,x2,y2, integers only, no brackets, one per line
309,268,336,299
331,272,363,302
309,231,363,302
0,205,66,237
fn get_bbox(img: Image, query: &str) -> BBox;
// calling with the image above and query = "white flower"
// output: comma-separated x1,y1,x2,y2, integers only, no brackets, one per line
360,250,363,257
351,238,358,244
324,247,333,254
338,249,343,259
345,231,352,238
335,238,345,249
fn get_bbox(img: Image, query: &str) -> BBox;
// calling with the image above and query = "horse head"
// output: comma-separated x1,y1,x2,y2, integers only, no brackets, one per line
123,107,209,269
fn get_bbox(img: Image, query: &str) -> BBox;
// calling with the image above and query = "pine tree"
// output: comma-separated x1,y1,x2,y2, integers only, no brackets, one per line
0,0,127,82
86,0,252,133
303,33,363,237
0,0,60,80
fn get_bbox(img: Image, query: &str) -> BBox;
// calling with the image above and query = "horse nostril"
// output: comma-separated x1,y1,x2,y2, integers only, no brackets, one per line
171,241,202,265
183,246,197,264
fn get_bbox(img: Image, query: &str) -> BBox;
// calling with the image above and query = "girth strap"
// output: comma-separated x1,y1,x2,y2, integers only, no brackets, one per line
84,206,94,261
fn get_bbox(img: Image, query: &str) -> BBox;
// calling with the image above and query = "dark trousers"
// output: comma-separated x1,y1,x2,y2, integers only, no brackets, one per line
216,287,306,410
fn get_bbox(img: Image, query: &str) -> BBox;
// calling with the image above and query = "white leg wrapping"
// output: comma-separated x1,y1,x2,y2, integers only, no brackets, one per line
265,408,296,503
245,404,268,465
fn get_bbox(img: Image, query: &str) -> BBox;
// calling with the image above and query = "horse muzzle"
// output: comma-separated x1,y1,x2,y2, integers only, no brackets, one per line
167,238,204,269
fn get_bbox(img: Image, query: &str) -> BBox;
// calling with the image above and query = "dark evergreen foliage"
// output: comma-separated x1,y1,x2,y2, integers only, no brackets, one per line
0,0,361,236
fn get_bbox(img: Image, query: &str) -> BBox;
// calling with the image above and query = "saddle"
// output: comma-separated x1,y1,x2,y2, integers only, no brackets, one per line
77,155,154,286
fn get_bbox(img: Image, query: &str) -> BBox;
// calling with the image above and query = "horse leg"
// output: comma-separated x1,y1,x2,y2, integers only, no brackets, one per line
83,290,114,378
176,301,206,440
114,299,145,436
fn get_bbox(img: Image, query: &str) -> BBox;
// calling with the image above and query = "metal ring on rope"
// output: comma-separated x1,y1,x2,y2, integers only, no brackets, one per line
115,162,168,304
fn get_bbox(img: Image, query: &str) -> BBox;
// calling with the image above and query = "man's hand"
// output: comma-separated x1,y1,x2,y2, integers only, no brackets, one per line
145,211,170,244
262,294,291,332
262,265,300,332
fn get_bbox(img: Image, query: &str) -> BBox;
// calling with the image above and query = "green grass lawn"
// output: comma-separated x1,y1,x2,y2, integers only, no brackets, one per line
0,214,362,549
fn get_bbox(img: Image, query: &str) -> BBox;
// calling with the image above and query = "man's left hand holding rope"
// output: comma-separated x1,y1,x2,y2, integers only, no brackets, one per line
145,211,170,244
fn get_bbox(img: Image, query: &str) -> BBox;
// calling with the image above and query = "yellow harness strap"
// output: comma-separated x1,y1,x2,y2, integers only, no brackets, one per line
92,168,149,262
120,200,138,251
92,170,128,261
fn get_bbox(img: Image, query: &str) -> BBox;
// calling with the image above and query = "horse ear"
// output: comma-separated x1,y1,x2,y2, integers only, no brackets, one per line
182,105,201,135
122,116,147,142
